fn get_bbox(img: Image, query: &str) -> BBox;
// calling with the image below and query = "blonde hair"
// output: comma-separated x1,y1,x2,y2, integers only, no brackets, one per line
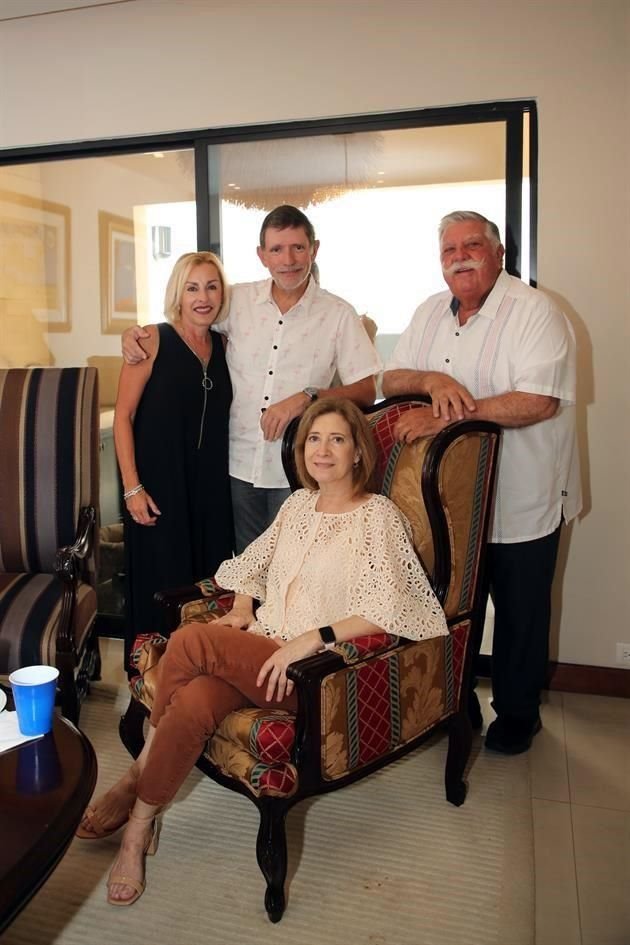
294,398,378,495
163,251,230,323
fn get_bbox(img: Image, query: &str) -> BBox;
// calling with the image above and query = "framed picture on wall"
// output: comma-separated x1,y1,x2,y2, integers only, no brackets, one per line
99,211,138,333
0,190,71,332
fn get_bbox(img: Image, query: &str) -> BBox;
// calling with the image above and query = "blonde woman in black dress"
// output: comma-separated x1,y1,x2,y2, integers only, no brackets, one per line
114,252,233,675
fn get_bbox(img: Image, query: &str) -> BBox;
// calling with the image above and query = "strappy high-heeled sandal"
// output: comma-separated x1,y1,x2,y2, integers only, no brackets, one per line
106,813,160,907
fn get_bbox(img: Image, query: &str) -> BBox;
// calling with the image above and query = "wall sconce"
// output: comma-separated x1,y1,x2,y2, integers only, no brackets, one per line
152,225,172,259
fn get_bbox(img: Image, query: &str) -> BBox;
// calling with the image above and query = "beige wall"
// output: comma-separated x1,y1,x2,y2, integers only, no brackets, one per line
0,0,628,670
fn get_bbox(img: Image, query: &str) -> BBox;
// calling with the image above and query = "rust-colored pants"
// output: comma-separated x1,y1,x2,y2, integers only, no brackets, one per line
136,621,298,806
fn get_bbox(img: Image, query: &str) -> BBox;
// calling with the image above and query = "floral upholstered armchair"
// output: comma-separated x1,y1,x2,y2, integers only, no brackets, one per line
119,395,500,922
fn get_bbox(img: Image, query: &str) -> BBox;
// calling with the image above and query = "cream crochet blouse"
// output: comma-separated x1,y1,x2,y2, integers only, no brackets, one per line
215,490,448,643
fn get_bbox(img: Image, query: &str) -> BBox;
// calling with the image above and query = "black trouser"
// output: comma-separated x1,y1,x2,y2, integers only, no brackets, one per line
480,526,562,722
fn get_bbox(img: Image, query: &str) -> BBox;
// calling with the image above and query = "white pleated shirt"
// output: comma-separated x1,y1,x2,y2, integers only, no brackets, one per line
386,271,582,544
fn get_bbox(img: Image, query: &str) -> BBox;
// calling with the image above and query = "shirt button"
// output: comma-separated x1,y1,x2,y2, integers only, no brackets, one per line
264,396,269,401
278,320,283,325
445,358,450,363
269,370,273,375
455,332,460,337
273,345,278,350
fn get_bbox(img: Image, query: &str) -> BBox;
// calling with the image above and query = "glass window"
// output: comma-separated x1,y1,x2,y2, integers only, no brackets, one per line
0,150,196,625
210,122,508,363
0,149,195,373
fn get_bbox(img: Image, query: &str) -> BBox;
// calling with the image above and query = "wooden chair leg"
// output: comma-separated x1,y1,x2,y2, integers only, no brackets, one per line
119,696,148,759
57,657,80,725
256,799,290,923
90,635,102,681
445,710,472,806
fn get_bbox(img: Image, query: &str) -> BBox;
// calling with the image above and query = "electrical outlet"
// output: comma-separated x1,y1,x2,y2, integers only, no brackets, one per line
616,643,630,665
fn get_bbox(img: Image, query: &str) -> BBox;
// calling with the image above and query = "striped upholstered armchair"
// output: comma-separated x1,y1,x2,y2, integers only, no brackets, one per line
120,396,500,922
0,367,101,724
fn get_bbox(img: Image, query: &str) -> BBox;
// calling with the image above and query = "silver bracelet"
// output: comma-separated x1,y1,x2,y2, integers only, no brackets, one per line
123,483,145,500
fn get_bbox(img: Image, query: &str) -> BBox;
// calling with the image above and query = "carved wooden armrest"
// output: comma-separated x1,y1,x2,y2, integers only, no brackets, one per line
153,585,205,633
54,505,96,652
54,506,95,583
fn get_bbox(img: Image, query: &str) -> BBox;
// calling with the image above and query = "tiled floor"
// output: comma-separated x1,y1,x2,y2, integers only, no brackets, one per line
99,638,629,945
477,679,630,945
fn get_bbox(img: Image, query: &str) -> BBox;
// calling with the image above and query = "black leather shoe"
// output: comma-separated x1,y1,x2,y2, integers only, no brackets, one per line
468,690,484,731
485,715,542,754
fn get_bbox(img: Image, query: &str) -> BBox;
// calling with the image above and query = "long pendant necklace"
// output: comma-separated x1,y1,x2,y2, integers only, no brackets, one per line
179,331,214,391
178,333,213,447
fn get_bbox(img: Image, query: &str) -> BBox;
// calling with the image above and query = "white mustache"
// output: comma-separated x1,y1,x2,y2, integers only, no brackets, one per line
442,259,484,277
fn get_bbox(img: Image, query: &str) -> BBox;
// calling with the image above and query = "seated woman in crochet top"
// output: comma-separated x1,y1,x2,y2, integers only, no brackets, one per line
77,398,448,907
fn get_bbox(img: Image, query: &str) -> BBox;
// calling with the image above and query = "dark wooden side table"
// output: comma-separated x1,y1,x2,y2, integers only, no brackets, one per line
0,693,97,934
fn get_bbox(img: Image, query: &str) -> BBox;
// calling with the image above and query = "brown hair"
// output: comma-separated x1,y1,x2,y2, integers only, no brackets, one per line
294,398,378,495
163,251,229,323
259,205,316,248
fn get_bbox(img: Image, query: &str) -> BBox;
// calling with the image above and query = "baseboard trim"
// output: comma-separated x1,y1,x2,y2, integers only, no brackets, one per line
546,661,630,698
477,654,630,698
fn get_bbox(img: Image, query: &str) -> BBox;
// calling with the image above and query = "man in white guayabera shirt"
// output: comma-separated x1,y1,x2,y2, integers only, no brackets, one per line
122,205,381,552
382,210,581,756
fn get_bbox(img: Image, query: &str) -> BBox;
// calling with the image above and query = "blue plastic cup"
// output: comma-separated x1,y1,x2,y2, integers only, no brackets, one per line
9,665,59,736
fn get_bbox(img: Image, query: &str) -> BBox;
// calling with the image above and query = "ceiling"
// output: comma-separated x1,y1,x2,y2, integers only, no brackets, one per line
100,122,510,210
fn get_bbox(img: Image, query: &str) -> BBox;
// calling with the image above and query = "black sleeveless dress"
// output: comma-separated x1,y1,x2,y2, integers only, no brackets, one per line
123,322,233,672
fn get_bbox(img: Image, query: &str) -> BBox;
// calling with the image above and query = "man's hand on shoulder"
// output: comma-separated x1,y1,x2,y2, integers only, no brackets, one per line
393,406,448,444
122,325,151,364
424,372,476,421
260,392,310,442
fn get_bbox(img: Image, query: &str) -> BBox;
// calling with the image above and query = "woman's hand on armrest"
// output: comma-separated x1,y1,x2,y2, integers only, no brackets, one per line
218,593,256,629
256,616,382,702
257,630,321,702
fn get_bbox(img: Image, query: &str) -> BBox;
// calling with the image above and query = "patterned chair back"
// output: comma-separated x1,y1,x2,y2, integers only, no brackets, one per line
0,368,100,586
364,401,435,575
365,398,498,621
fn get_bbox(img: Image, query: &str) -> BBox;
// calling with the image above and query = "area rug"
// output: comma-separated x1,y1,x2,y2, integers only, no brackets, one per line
3,676,534,945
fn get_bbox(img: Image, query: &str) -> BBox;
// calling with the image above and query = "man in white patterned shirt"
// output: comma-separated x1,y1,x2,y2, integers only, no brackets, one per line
123,206,380,552
383,210,581,755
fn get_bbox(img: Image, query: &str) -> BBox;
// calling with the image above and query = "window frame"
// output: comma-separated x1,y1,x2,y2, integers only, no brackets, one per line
0,99,538,283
